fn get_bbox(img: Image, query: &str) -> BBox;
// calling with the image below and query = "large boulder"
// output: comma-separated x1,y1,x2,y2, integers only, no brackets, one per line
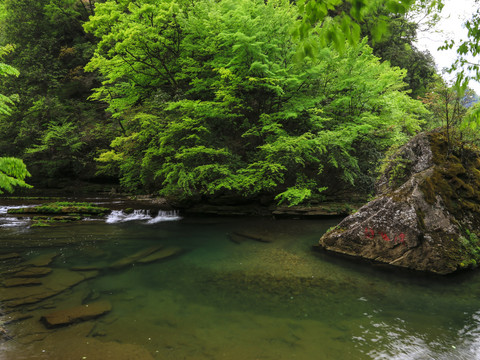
319,130,480,275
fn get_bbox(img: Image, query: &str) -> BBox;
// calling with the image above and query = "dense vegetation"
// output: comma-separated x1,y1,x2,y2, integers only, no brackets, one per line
0,0,114,188
0,0,477,204
0,45,31,192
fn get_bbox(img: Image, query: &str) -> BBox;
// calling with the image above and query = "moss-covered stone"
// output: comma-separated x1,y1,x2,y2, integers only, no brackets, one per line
8,202,110,216
8,202,110,226
320,129,480,275
420,132,480,218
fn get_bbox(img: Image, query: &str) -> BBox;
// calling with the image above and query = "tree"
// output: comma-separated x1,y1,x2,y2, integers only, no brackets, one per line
87,0,427,204
420,75,480,148
361,11,437,98
421,78,465,139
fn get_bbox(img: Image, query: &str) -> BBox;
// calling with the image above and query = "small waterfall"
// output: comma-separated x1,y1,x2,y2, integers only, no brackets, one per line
147,210,182,224
0,205,34,228
105,209,181,224
0,216,31,228
105,209,151,223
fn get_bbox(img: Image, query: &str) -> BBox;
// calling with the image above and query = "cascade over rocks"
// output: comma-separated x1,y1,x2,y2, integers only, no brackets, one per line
319,130,480,275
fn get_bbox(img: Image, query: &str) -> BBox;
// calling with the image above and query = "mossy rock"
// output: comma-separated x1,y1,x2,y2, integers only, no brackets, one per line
9,202,111,227
320,129,480,275
420,132,480,227
8,202,110,216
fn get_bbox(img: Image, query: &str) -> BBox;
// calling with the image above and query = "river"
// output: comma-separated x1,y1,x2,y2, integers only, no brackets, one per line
1,199,480,359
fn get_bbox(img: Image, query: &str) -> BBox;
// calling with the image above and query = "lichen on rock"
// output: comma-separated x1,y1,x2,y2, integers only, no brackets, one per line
319,130,480,275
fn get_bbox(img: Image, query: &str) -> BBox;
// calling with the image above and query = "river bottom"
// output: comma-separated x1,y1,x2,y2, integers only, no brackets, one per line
1,215,480,359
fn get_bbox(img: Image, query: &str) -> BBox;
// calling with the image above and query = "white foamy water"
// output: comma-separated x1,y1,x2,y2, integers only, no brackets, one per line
147,210,182,224
105,209,181,224
0,205,36,214
0,216,30,228
0,205,35,227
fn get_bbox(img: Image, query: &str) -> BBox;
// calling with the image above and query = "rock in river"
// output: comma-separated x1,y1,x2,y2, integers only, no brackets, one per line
23,252,58,267
319,130,480,275
2,269,98,308
13,266,52,278
3,277,42,287
0,253,22,261
41,300,112,328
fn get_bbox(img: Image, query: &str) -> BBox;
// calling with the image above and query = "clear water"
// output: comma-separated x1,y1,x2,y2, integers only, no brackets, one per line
1,205,480,359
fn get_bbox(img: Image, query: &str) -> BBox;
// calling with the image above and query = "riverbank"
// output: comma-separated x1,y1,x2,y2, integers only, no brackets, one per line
1,193,365,219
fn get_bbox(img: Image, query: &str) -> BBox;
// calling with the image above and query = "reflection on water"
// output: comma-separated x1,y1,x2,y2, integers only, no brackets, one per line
1,207,480,359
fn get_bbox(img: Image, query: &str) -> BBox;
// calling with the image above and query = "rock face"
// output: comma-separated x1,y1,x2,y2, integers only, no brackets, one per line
319,130,480,275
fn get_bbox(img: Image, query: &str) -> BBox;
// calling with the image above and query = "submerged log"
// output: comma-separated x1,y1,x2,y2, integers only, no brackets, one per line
109,245,163,269
233,231,273,243
137,246,184,264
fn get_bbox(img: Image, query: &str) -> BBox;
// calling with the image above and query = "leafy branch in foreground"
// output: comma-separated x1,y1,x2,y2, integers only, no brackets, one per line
294,0,417,57
0,157,32,193
0,45,31,193
439,2,480,95
0,44,19,116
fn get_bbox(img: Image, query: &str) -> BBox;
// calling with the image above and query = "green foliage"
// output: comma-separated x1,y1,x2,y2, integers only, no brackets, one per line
388,156,411,187
361,11,437,98
85,0,427,204
0,157,32,193
420,77,479,146
275,186,322,207
294,0,416,56
0,0,115,184
438,1,480,95
0,44,19,116
459,229,480,269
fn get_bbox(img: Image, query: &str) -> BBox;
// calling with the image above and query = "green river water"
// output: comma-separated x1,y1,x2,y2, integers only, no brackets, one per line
1,201,480,359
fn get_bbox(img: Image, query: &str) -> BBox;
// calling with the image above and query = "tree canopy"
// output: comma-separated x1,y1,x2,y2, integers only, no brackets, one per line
86,0,426,204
